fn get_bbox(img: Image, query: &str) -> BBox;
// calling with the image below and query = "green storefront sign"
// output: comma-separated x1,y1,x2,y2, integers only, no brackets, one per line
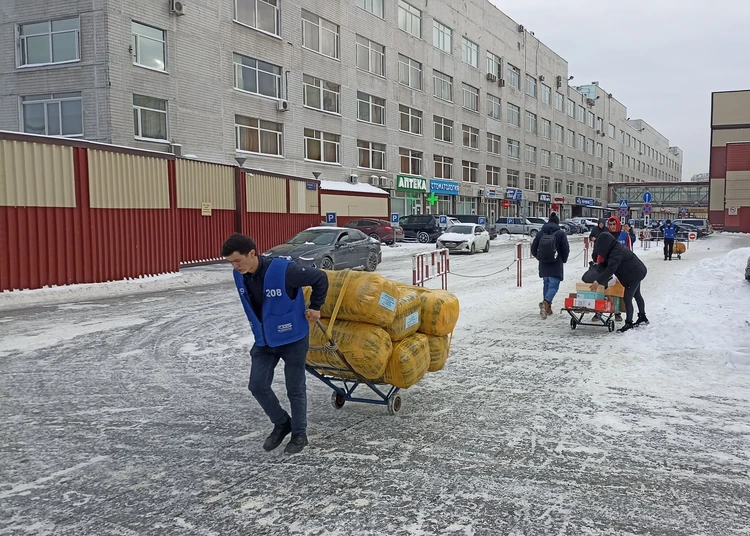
396,174,428,193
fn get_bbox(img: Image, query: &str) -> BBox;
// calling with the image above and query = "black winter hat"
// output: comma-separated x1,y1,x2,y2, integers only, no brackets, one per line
549,212,560,224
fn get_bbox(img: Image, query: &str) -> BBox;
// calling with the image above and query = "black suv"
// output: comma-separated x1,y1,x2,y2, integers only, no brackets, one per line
448,214,498,240
399,215,442,243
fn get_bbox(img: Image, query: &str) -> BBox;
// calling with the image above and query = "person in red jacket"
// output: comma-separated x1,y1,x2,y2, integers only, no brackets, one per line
607,217,632,249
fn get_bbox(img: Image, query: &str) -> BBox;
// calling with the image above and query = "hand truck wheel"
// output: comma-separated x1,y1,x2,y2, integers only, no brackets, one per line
607,320,616,332
331,391,346,409
387,394,402,415
570,318,577,330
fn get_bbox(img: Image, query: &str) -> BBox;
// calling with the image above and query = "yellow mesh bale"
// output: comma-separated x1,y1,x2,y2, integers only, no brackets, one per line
312,270,400,328
306,319,392,379
385,287,422,341
381,333,430,389
408,288,460,336
427,334,451,372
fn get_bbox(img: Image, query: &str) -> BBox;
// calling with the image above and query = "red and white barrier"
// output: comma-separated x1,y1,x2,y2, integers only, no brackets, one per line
583,237,590,267
412,249,450,289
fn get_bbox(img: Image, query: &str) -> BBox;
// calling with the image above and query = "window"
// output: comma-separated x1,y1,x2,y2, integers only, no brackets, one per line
577,133,585,151
357,140,386,170
577,105,585,123
487,133,502,155
433,70,453,101
596,142,603,158
586,164,594,177
554,178,562,194
566,129,574,148
620,152,625,165
461,38,479,68
19,17,80,66
554,153,563,170
587,138,594,155
507,139,520,159
541,149,551,168
608,123,616,138
525,111,537,133
131,22,166,71
555,124,564,144
507,103,521,127
608,147,616,162
462,125,479,150
566,181,574,195
302,11,339,59
399,105,423,135
541,118,551,139
567,99,575,117
596,167,603,179
576,160,584,175
235,0,280,35
525,75,537,98
356,36,385,76
356,0,384,18
234,53,282,99
305,129,340,163
487,52,502,78
235,115,282,156
524,173,536,191
462,161,478,183
588,111,595,129
433,20,452,53
595,186,602,198
133,95,167,141
487,166,501,186
577,183,584,196
434,155,453,179
400,148,423,175
555,93,564,112
462,83,479,112
525,145,537,164
541,84,551,105
357,92,385,125
433,115,453,143
566,157,574,173
487,94,502,120
507,170,520,188
398,54,422,90
596,116,604,132
541,177,550,192
398,1,421,38
21,92,82,137
507,64,521,89
303,74,340,113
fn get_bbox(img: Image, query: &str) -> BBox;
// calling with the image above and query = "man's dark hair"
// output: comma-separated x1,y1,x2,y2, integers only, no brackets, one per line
222,234,257,257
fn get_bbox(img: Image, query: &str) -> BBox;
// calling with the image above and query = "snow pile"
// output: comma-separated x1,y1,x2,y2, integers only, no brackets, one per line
319,179,388,195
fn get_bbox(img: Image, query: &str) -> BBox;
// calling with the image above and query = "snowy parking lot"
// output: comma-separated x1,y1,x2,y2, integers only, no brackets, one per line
2,233,750,535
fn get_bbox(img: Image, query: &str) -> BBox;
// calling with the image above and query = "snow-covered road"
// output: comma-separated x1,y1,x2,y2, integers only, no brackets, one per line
1,233,750,535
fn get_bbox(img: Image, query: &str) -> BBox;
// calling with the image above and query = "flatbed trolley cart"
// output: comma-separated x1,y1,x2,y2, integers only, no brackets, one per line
305,321,403,415
563,307,616,332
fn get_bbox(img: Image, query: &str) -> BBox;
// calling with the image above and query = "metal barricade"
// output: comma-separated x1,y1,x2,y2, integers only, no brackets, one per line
412,249,450,289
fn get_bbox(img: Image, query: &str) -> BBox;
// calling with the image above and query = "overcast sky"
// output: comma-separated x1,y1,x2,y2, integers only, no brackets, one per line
496,0,750,180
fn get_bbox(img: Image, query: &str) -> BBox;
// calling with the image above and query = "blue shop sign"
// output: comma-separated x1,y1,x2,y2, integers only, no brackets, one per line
429,179,459,196
506,188,523,201
575,197,595,207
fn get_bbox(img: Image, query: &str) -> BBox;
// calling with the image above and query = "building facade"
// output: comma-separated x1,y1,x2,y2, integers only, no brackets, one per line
1,0,683,222
709,90,750,232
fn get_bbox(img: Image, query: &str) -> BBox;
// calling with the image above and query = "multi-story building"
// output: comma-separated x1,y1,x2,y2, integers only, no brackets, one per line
0,0,683,221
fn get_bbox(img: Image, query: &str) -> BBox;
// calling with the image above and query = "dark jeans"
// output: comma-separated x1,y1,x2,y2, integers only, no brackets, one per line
622,281,645,323
248,334,308,435
663,238,674,259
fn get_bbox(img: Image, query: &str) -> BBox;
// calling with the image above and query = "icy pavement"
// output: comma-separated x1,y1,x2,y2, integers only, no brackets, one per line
1,234,750,535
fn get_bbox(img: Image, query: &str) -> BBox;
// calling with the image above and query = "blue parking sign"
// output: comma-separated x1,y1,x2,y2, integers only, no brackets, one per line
326,212,337,224
439,215,448,226
478,216,486,225
391,213,399,224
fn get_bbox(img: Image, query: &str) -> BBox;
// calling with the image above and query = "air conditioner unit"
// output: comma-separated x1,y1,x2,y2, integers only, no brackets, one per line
369,175,379,185
347,174,358,184
556,75,562,88
277,99,289,112
498,79,506,87
538,75,545,81
478,188,485,196
586,98,596,106
608,162,614,168
170,0,186,15
518,24,525,32
169,143,183,157
486,73,497,82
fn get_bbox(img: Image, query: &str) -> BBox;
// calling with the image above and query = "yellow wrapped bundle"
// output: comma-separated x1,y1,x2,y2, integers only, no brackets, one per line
414,289,460,336
306,319,392,379
427,334,451,372
319,270,400,328
381,333,430,389
385,287,422,341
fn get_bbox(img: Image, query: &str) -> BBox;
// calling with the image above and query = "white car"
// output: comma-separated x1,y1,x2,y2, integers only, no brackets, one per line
436,224,491,254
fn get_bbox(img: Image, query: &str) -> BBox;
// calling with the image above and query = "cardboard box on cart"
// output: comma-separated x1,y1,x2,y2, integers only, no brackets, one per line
604,281,626,313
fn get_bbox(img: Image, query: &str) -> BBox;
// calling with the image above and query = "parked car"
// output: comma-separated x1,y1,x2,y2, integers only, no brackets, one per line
263,227,381,271
436,224,491,254
495,217,544,237
343,218,404,245
398,214,443,243
527,217,548,226
448,214,498,240
673,219,713,237
563,220,587,234
558,222,575,235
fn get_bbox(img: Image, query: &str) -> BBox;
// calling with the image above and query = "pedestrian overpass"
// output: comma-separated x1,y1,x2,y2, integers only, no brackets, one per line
608,182,709,218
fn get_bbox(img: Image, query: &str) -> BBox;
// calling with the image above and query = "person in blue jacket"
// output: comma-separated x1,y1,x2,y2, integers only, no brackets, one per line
662,219,676,260
222,234,329,454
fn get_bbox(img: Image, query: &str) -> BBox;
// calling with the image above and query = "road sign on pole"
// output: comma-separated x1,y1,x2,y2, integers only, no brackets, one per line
326,212,337,225
439,215,448,227
478,216,486,225
619,199,629,209
643,192,653,203
642,203,652,215
391,213,399,224
619,207,629,217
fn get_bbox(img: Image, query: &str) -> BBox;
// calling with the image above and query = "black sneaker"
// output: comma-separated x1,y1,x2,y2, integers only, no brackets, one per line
263,419,292,451
615,313,623,322
635,314,649,327
284,434,309,454
617,321,635,333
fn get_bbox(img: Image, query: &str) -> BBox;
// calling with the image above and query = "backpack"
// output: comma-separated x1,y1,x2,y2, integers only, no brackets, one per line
536,231,559,263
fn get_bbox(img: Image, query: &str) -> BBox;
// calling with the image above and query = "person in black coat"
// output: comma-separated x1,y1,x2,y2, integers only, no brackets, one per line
591,233,649,332
531,213,570,318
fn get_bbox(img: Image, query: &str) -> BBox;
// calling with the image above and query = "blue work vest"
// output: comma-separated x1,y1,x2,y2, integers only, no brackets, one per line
617,230,630,249
663,225,676,239
233,259,309,348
